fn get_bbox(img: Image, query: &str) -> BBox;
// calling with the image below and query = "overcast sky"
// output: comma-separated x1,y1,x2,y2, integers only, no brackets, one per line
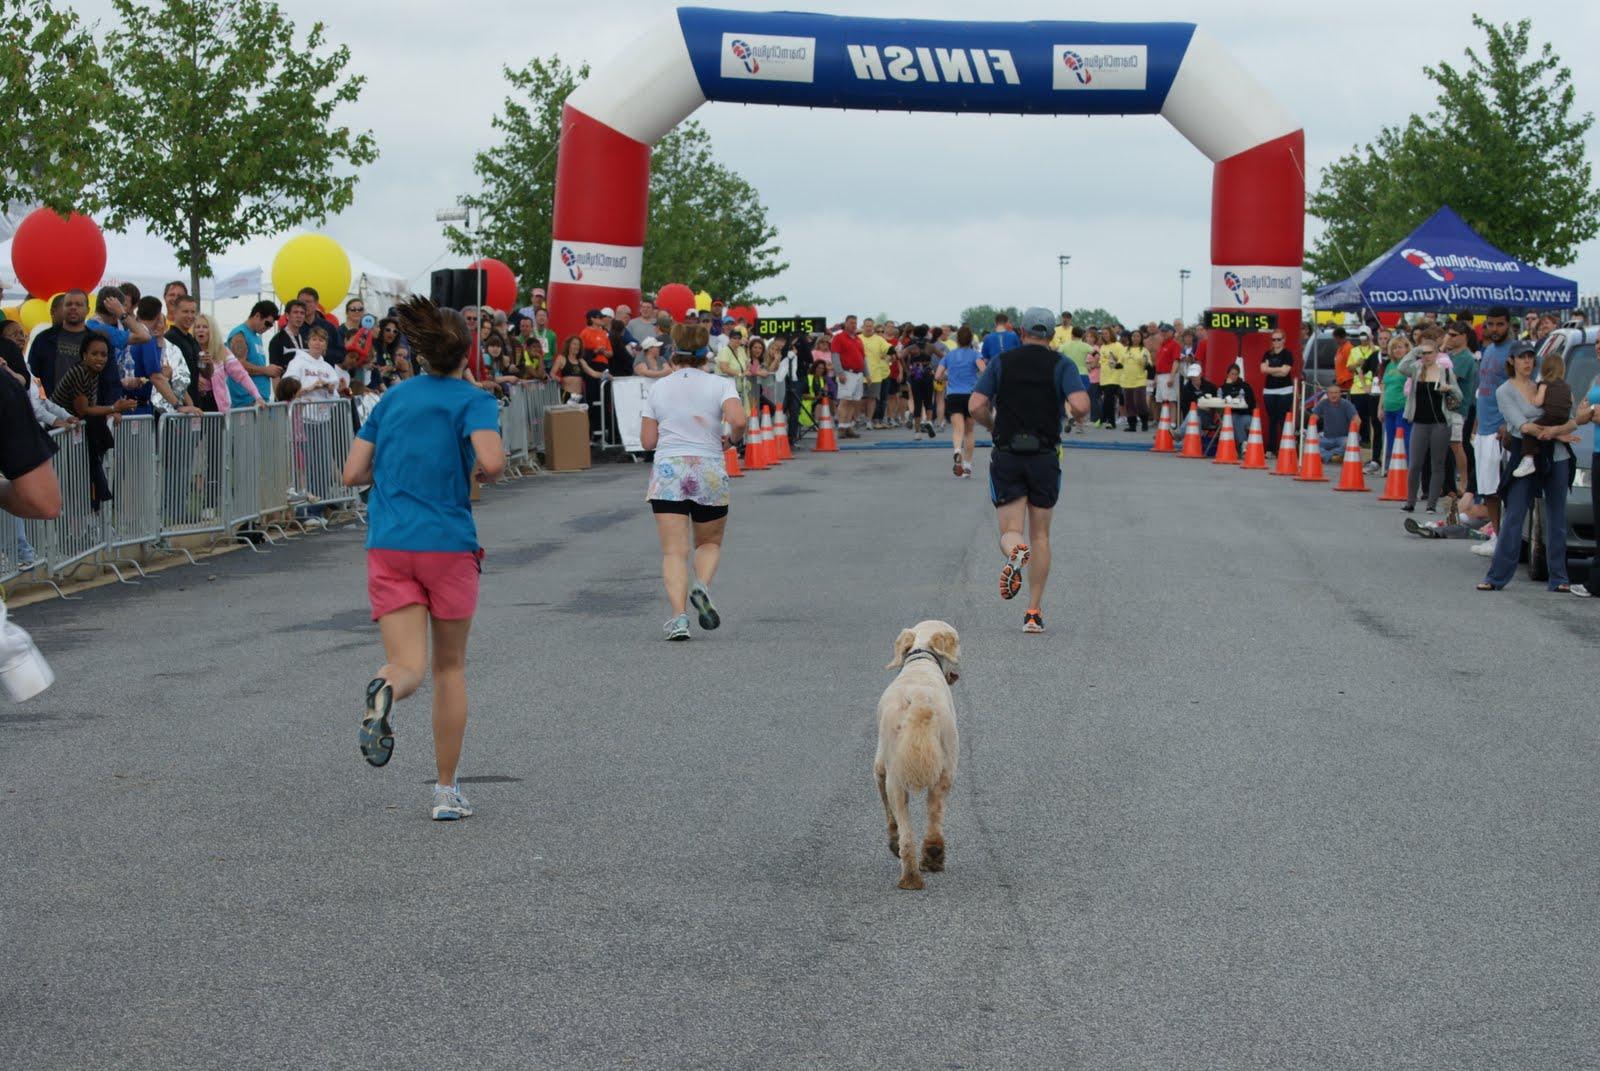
67,0,1600,322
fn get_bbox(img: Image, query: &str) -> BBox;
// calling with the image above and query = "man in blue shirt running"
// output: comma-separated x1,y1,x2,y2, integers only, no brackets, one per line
980,312,1020,362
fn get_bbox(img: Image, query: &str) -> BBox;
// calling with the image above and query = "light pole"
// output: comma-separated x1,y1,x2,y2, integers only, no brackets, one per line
1058,254,1071,314
1178,268,1192,324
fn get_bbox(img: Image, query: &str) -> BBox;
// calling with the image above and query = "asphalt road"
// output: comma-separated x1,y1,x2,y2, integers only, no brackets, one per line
3,429,1596,1070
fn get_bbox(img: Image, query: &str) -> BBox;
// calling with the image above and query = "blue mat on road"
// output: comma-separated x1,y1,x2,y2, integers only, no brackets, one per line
838,438,1155,453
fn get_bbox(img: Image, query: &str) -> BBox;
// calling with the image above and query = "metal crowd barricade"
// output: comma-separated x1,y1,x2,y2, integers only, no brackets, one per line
159,412,229,556
224,405,264,548
104,415,161,579
289,398,362,521
524,380,562,466
497,385,531,480
256,402,295,536
0,501,21,586
46,424,104,580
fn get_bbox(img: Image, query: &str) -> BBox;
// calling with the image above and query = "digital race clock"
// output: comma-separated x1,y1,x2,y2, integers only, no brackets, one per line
1203,310,1280,332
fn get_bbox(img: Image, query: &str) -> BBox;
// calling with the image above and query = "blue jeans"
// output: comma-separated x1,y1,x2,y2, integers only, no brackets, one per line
1382,410,1410,468
1319,436,1344,463
1485,455,1570,589
14,517,35,564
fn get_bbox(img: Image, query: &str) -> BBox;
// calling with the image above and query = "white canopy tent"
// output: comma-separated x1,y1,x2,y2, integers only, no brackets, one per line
0,224,255,303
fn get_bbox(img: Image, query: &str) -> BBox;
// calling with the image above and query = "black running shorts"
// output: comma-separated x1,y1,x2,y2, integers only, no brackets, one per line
988,449,1061,509
650,499,730,523
945,393,971,418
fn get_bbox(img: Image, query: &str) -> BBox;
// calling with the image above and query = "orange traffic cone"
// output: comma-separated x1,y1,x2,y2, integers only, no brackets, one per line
1378,426,1409,501
774,406,793,460
761,408,780,465
1270,412,1300,476
1240,409,1268,470
1178,403,1205,458
722,421,744,477
744,406,767,471
1213,409,1240,465
1331,418,1368,492
1295,417,1327,482
1151,402,1175,454
814,398,838,453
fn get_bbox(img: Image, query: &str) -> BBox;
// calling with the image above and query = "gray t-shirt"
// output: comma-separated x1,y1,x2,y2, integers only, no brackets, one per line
1497,379,1570,463
1312,396,1359,443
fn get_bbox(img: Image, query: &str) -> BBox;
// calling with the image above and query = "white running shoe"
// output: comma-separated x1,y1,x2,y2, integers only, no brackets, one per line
1511,456,1535,478
431,784,474,821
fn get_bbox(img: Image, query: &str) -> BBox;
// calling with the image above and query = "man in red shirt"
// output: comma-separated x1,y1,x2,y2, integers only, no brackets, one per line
579,308,612,367
831,314,866,437
1154,322,1182,416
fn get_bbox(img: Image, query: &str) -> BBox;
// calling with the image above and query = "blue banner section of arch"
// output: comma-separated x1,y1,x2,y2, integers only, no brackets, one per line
677,8,1195,116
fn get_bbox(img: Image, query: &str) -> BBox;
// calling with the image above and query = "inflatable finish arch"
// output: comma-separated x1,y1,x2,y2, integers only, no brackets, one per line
550,9,1304,383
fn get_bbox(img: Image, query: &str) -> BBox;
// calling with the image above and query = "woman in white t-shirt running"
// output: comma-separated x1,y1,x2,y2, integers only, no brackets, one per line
641,324,749,641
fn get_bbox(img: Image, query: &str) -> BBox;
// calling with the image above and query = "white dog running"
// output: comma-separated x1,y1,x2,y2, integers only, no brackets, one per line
875,620,961,891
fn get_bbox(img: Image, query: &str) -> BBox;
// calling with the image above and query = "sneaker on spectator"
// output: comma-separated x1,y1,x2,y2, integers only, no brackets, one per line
1363,461,1380,473
1471,537,1497,557
1570,583,1592,598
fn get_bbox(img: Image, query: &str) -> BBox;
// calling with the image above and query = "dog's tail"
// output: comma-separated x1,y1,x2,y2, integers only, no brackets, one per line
893,700,944,791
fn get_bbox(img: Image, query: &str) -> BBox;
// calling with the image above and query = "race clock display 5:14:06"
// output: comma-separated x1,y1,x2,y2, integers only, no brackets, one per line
1203,310,1279,332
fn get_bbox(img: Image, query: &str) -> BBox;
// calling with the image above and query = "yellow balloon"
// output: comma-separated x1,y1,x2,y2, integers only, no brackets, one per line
694,290,712,312
19,297,52,332
2,304,22,323
271,234,351,308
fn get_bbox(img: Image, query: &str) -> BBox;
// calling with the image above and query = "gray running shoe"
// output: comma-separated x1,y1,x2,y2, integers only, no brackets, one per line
663,613,691,641
689,582,720,630
358,678,395,768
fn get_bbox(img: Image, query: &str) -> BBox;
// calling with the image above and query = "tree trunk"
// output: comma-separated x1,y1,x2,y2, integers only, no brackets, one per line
188,212,202,304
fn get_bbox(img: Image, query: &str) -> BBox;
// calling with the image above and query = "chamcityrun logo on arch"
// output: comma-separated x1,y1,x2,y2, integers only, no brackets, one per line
1209,266,1303,310
719,32,816,83
547,240,643,291
1051,45,1147,91
1400,247,1521,283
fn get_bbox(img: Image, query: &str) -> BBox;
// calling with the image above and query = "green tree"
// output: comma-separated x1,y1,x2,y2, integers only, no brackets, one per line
101,0,378,296
958,304,1019,329
452,57,787,305
0,0,110,212
1308,15,1599,284
1069,306,1126,328
446,56,585,300
642,121,786,303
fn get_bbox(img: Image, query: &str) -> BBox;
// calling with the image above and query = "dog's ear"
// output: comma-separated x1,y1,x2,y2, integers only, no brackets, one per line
929,628,960,684
886,628,916,670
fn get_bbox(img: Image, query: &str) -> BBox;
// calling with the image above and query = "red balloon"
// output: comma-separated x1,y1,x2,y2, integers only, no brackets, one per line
729,304,759,326
468,257,517,313
656,282,695,321
11,209,106,299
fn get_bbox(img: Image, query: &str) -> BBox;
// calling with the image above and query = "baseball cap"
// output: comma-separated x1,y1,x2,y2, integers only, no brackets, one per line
1509,340,1538,358
1185,362,1203,377
530,287,546,297
600,306,615,318
1020,306,1055,335
640,337,662,350
1357,325,1372,337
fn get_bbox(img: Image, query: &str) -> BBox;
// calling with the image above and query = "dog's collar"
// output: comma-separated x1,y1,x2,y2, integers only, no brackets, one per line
903,647,957,682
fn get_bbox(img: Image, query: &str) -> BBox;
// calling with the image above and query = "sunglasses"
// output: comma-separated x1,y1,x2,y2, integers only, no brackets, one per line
349,306,364,313
1271,336,1285,342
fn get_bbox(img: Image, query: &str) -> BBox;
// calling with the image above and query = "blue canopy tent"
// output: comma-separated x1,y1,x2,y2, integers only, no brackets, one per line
1314,206,1577,311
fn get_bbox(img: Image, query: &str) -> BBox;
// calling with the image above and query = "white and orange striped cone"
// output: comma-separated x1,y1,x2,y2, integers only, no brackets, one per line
1151,402,1176,454
1295,417,1327,482
814,398,839,453
1240,409,1269,470
773,406,794,460
722,421,744,478
1332,418,1369,492
744,406,767,471
1270,413,1300,476
1178,403,1205,459
761,408,781,464
1213,409,1240,464
1378,426,1409,501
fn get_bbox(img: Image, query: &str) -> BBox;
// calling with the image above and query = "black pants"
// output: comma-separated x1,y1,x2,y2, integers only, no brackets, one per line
1264,393,1293,456
909,376,934,424
784,385,802,444
1352,395,1377,448
1100,385,1122,427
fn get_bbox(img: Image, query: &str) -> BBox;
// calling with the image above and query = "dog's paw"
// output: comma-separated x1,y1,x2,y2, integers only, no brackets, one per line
897,872,925,891
921,841,945,872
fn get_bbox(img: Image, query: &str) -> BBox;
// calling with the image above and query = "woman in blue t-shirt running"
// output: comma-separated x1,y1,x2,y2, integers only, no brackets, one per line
342,296,505,822
937,325,986,478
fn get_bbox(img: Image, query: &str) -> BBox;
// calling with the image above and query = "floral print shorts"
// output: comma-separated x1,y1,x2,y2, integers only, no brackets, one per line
646,455,731,507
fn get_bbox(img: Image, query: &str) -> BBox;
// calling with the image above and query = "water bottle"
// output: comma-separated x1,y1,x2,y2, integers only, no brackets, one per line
120,347,136,385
